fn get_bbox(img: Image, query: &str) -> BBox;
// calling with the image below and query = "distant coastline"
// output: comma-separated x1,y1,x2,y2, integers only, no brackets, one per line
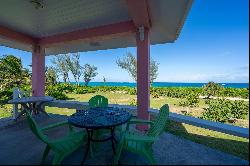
68,82,249,88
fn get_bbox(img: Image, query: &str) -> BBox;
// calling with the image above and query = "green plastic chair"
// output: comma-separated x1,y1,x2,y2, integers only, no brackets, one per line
25,110,91,165
88,95,108,108
113,104,170,165
88,95,109,147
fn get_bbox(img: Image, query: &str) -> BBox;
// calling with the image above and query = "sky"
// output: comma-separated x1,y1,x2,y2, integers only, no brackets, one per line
0,0,249,83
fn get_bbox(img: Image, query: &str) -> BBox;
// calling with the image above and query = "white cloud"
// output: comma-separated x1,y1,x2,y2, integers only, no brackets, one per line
157,71,249,83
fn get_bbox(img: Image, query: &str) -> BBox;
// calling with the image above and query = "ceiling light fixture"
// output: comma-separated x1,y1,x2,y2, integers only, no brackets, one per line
30,0,44,9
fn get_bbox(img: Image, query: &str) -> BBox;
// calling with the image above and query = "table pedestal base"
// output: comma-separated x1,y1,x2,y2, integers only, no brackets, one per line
81,127,117,165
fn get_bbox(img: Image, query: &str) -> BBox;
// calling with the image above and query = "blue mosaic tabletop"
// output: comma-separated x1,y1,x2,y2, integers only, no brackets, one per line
68,107,132,129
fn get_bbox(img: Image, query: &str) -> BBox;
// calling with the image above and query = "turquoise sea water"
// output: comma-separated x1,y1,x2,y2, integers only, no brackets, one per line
70,82,249,88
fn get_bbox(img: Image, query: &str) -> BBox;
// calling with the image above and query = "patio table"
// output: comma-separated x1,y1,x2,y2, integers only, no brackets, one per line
68,107,132,165
8,96,54,120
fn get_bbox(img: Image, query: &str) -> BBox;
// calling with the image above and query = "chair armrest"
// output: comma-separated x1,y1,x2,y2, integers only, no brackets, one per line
41,120,70,131
125,133,157,143
126,118,153,130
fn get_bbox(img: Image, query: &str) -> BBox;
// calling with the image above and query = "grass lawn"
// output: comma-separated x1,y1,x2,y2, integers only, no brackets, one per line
167,121,249,161
0,92,249,160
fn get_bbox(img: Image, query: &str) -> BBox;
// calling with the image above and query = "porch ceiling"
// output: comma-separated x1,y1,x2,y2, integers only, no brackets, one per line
0,0,193,55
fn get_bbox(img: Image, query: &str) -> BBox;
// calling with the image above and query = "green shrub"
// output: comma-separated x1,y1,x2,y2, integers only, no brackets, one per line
85,88,96,93
127,88,136,95
152,92,160,98
47,91,68,100
0,89,13,101
151,88,160,98
56,83,76,93
179,93,200,107
230,100,249,119
45,85,68,100
201,99,249,123
202,82,223,99
74,87,88,94
45,83,248,100
0,104,12,118
129,99,137,106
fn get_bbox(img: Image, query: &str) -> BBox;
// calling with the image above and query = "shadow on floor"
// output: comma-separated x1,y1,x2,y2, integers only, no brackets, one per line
166,120,249,161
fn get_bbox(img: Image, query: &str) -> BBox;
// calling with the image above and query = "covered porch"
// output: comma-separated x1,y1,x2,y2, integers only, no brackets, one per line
0,0,249,165
0,0,193,126
0,113,248,165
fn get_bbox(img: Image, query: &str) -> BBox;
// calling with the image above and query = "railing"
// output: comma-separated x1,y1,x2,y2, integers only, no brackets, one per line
9,89,249,139
41,100,249,139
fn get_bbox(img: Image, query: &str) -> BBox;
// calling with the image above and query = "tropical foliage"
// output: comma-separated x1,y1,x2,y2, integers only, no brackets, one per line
45,66,58,85
201,99,249,122
116,52,159,84
45,85,69,100
51,54,70,83
203,81,223,99
50,53,98,86
179,92,200,107
65,53,82,86
0,55,31,100
82,64,98,86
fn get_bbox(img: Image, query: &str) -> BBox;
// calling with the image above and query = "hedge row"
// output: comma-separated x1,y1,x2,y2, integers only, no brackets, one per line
0,83,248,101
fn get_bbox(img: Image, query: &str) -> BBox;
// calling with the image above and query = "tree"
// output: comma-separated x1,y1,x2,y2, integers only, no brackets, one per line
203,81,223,99
82,64,98,86
0,55,31,91
116,52,159,84
45,66,58,85
150,60,159,84
66,53,82,86
51,54,70,83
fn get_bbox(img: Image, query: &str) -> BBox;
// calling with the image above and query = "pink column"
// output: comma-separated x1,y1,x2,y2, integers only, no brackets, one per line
136,27,150,131
32,45,45,96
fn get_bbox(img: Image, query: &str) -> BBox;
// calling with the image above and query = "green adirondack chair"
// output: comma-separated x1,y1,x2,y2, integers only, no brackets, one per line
113,104,170,165
88,95,123,133
25,110,91,165
88,95,108,108
88,95,109,147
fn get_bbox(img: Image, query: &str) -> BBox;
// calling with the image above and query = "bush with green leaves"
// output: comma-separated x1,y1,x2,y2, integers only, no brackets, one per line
151,87,202,99
0,89,13,101
0,104,12,118
56,83,76,93
179,93,200,107
151,91,160,98
45,85,68,100
202,81,223,99
217,88,249,99
74,87,88,94
127,88,136,95
129,99,137,106
46,90,68,100
44,83,248,100
201,99,249,123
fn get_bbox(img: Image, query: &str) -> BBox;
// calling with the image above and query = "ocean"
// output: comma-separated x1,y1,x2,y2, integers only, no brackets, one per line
70,82,249,88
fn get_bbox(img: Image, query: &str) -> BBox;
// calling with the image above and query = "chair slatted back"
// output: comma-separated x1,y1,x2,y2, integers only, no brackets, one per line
88,95,108,108
25,111,49,144
147,104,169,137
